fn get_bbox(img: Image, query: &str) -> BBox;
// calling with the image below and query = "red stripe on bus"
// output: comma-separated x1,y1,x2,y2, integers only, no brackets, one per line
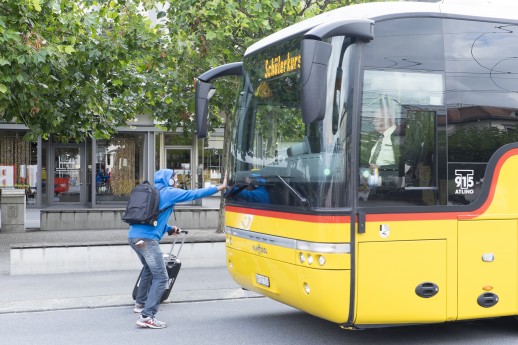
226,205,348,223
367,149,514,222
226,149,517,224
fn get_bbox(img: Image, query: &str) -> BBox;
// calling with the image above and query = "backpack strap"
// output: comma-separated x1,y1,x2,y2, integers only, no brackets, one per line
156,185,176,221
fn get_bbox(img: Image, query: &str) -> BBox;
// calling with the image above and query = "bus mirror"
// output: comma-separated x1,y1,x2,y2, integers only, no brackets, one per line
195,62,243,138
300,39,332,124
300,19,374,124
304,18,374,42
195,80,216,139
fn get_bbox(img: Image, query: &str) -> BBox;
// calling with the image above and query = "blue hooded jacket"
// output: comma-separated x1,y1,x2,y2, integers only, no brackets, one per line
127,169,219,240
231,173,271,204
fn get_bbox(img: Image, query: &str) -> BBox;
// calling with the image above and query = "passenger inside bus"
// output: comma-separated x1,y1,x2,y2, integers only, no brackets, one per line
368,109,402,167
228,173,271,204
360,107,406,201
368,109,404,178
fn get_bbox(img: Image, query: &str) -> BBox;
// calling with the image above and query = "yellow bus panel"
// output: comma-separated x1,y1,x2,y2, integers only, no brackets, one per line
227,232,296,266
457,220,517,320
355,240,447,325
225,208,350,243
296,266,350,323
227,246,350,324
227,246,303,307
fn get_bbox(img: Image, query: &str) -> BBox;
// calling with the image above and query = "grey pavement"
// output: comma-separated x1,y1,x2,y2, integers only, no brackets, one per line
0,202,249,315
0,208,226,274
0,267,261,314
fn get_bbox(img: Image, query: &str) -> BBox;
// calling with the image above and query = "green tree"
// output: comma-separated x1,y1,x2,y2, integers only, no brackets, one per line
0,0,175,142
0,0,375,142
166,0,371,231
166,0,370,134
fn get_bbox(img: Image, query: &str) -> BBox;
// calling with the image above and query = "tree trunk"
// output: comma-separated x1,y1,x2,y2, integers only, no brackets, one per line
216,109,232,233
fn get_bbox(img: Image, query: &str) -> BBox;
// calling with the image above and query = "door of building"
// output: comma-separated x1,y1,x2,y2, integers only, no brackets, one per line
51,145,86,204
165,147,192,190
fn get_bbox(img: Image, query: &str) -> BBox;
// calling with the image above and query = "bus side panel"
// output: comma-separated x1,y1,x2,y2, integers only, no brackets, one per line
355,240,447,325
225,208,350,243
227,247,302,307
457,220,517,320
296,267,350,324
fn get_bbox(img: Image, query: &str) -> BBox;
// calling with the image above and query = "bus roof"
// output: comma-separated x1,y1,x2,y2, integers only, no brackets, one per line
245,0,518,56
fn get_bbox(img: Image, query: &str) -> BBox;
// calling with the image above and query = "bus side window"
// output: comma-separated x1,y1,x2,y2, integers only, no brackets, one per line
359,109,438,206
359,57,445,205
403,110,435,190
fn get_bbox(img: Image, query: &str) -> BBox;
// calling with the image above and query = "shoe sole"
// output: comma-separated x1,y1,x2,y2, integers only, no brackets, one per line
136,321,167,329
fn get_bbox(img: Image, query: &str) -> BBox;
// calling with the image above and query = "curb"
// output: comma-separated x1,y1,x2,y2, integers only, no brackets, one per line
0,288,262,314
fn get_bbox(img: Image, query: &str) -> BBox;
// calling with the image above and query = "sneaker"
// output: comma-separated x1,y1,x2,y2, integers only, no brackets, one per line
133,303,144,313
136,316,167,329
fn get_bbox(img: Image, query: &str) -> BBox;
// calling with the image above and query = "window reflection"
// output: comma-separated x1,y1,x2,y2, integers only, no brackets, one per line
95,133,144,203
230,36,353,209
444,19,518,204
359,71,443,206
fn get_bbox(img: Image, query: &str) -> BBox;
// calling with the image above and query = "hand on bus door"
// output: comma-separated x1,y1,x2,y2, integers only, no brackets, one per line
217,172,228,192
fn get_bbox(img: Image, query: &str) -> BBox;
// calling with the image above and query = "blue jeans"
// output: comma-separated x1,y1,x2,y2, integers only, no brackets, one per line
129,238,167,318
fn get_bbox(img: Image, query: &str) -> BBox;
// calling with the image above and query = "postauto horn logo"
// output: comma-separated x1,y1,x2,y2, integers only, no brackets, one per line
252,244,268,255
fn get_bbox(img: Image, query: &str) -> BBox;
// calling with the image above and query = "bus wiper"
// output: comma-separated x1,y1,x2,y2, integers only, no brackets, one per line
274,175,310,209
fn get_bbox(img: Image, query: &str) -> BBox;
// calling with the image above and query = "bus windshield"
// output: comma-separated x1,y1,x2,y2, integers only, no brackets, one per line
228,35,355,209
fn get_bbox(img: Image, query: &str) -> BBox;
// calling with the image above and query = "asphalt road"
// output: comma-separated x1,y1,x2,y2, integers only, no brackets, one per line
2,296,518,344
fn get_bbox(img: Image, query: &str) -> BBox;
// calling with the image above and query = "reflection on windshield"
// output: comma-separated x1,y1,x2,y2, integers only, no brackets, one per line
228,36,354,209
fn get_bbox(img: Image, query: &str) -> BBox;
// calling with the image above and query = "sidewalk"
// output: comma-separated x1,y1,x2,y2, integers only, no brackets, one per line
0,208,226,275
0,267,260,314
0,209,250,314
0,205,243,314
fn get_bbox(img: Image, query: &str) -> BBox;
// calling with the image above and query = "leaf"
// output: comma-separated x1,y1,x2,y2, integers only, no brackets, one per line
206,31,217,40
35,50,47,63
32,0,42,12
64,46,76,54
0,58,10,66
0,84,7,94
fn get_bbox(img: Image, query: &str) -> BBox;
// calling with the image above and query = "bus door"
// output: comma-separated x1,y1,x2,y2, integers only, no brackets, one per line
353,70,448,325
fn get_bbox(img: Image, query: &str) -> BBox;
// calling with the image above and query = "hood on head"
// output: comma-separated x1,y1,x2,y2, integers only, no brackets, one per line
250,173,266,185
154,169,175,187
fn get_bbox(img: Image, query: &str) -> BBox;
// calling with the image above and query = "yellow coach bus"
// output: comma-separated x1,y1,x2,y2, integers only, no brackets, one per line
194,0,518,329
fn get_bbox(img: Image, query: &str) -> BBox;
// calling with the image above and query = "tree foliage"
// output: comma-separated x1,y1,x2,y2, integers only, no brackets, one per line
164,0,371,231
166,0,370,134
0,0,173,142
0,0,374,143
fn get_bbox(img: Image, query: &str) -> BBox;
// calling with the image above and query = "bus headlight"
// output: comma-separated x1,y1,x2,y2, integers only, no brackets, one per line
299,252,305,263
318,255,326,266
307,255,314,265
304,282,311,294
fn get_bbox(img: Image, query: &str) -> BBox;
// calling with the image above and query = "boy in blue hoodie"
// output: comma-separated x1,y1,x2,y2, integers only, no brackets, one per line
129,168,227,329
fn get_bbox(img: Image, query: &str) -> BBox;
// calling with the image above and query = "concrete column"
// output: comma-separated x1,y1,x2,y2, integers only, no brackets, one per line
1,189,26,233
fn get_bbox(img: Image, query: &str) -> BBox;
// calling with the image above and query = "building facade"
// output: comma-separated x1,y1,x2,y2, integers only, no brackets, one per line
0,115,224,209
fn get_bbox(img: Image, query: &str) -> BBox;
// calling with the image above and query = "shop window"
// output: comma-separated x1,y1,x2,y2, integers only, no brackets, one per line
95,133,144,202
204,148,223,187
0,132,38,203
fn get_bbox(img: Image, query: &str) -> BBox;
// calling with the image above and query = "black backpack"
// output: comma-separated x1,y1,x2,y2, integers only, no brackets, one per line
122,181,165,226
